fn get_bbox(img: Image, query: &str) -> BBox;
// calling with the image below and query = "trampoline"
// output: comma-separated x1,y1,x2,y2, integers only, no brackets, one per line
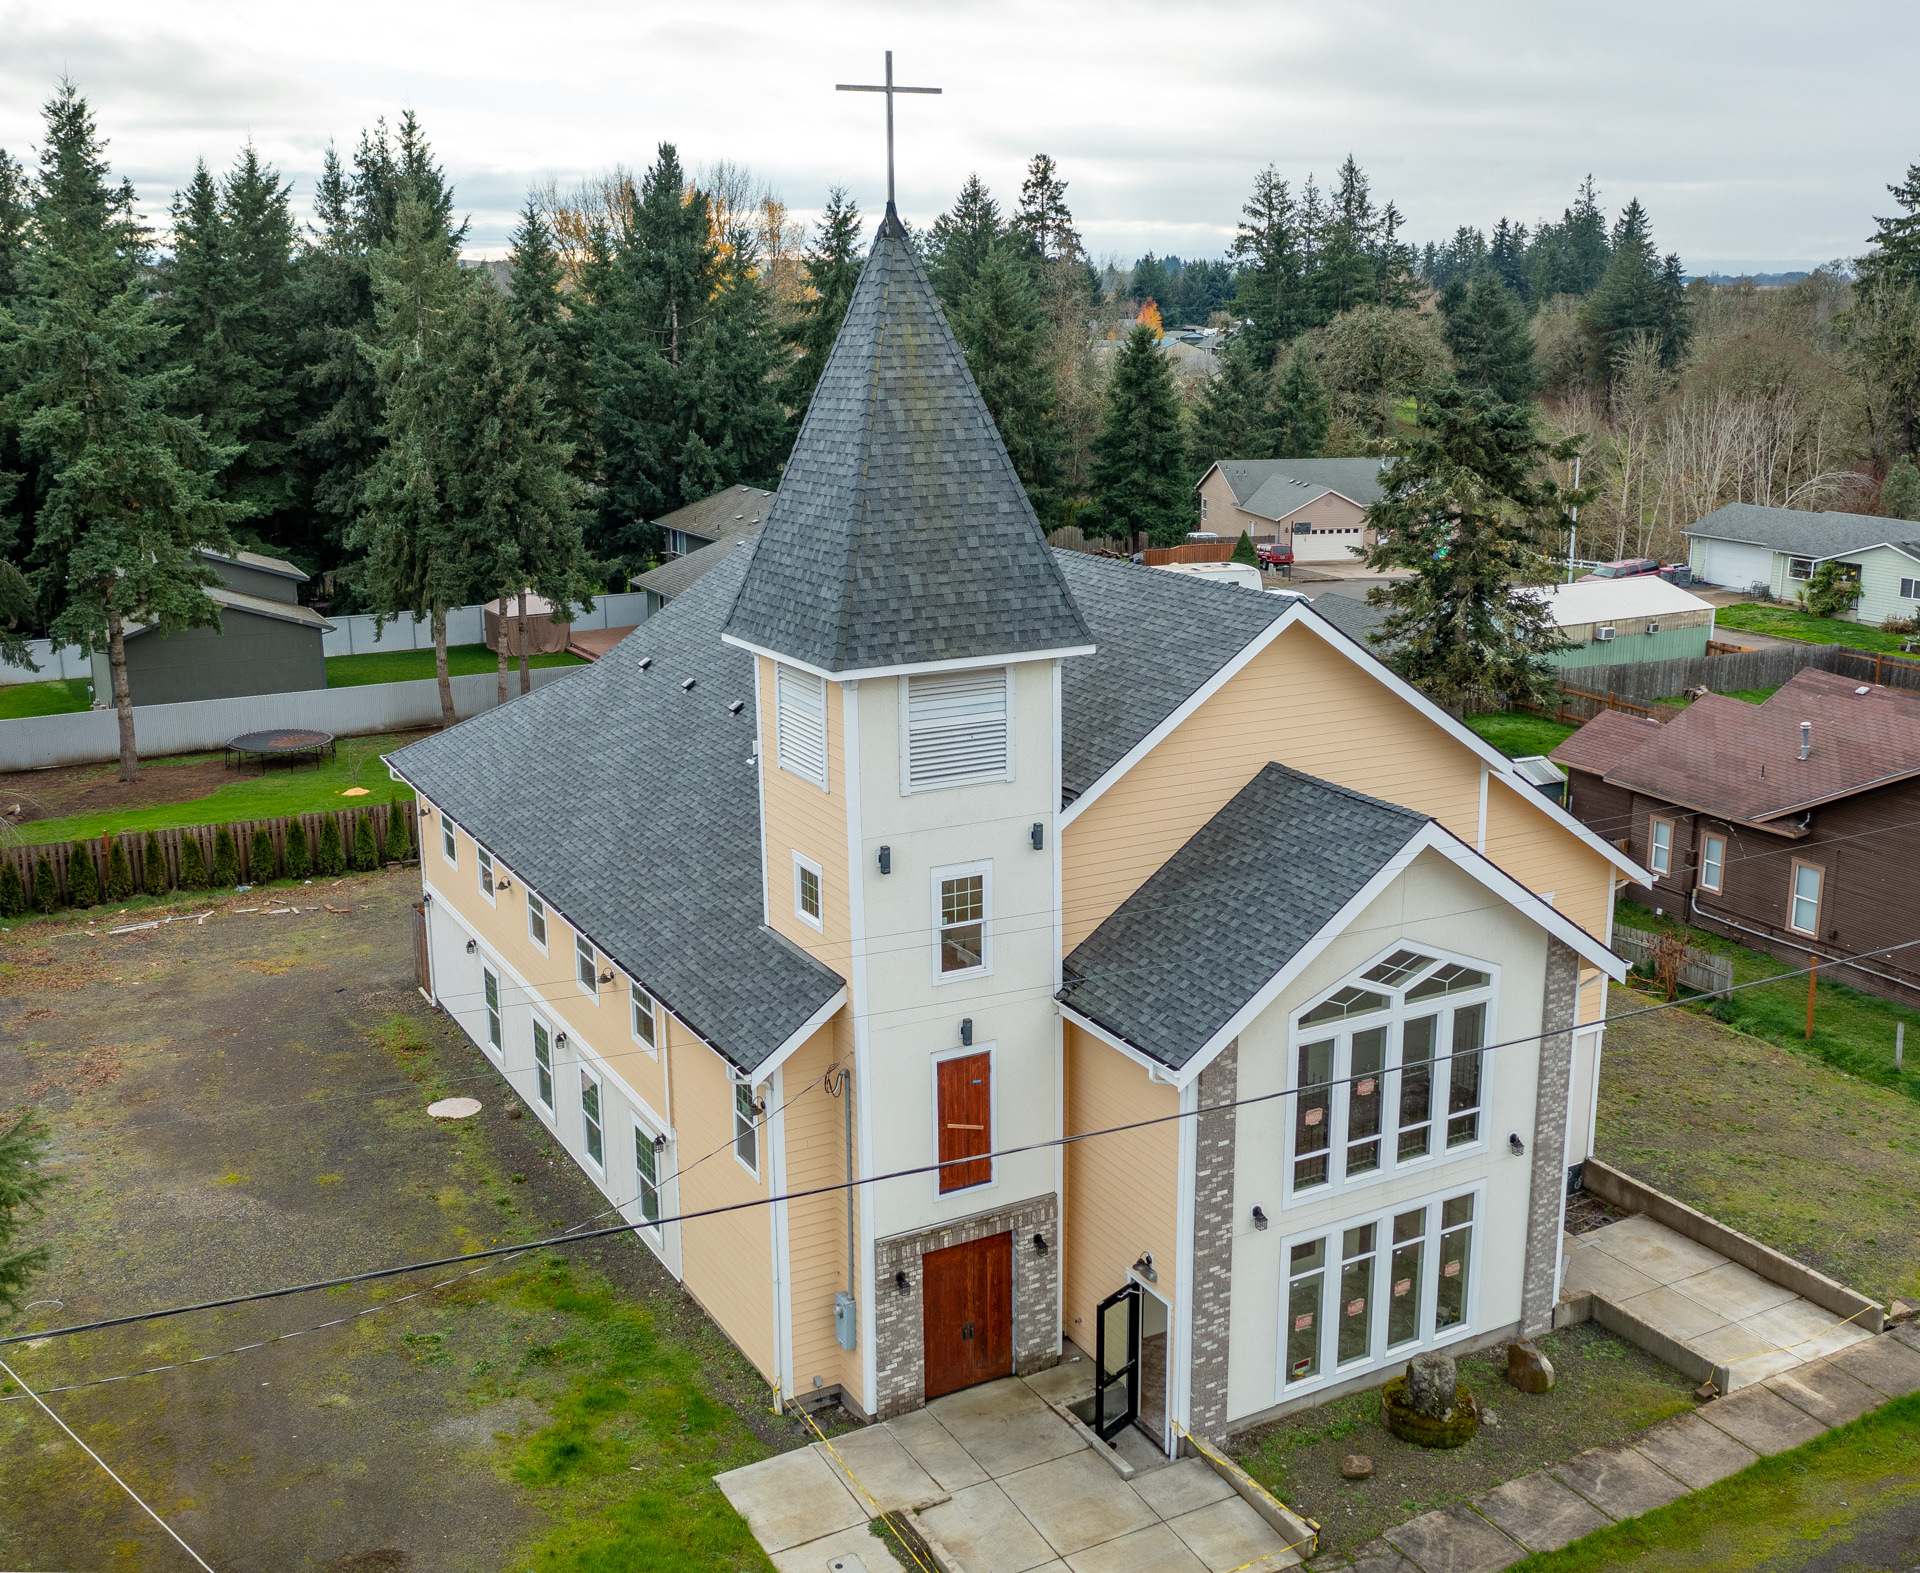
224,728,336,772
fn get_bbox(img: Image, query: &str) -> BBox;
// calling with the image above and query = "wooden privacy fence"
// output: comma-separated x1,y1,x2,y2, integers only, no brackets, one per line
1557,642,1920,708
4,801,417,903
1613,925,1736,996
1045,525,1133,557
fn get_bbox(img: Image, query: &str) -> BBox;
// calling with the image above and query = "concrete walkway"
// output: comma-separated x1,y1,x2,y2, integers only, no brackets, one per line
1313,1322,1920,1571
1563,1214,1875,1388
718,1363,1304,1573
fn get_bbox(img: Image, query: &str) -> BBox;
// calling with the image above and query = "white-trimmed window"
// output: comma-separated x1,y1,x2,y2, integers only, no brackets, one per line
441,816,457,866
576,933,598,999
793,852,823,931
1789,861,1824,936
1700,834,1725,894
1280,1185,1481,1396
527,890,548,952
634,1123,662,1228
1788,556,1816,581
734,1082,760,1174
1901,576,1920,601
933,862,991,980
477,846,495,901
580,1070,604,1168
1648,818,1672,877
482,965,502,1053
632,989,657,1052
1288,948,1494,1199
531,1017,555,1112
775,663,829,790
902,668,1012,793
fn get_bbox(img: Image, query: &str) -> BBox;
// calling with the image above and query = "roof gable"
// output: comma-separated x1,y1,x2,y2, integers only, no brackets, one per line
1212,457,1392,509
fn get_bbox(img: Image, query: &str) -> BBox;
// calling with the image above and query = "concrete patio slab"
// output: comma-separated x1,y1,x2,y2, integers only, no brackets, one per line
1715,1347,1809,1389
1765,1362,1885,1429
887,1406,991,1492
1131,1457,1236,1521
1613,1284,1733,1343
931,1380,1086,1477
1063,1522,1210,1573
1893,1321,1920,1354
1560,1242,1661,1303
1550,1442,1687,1520
1383,1504,1523,1573
1023,1356,1096,1406
1471,1471,1611,1552
1740,1297,1875,1364
1830,1331,1920,1399
1687,1319,1782,1368
916,1480,1060,1573
1338,1544,1415,1572
999,1448,1160,1557
1672,1261,1801,1321
716,1445,868,1554
1697,1386,1830,1456
814,1426,946,1514
1630,1412,1759,1490
1585,1215,1729,1284
1165,1494,1298,1571
768,1521,907,1573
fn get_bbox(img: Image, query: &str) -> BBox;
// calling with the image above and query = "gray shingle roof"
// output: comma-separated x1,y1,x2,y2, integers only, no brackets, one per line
653,483,776,546
386,543,845,1076
634,530,760,602
1685,502,1920,563
1212,458,1393,510
1304,590,1392,648
722,211,1091,673
1059,763,1429,1069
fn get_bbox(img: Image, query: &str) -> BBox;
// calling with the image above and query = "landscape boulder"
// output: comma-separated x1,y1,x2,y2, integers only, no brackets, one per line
1382,1350,1479,1448
1341,1454,1374,1480
1505,1338,1555,1394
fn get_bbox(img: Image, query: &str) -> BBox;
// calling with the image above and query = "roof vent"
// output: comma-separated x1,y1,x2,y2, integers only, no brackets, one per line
637,657,652,672
1856,685,1872,695
1799,720,1812,761
728,700,745,715
681,677,697,692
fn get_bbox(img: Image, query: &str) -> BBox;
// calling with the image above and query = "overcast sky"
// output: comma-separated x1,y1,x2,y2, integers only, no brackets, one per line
1,0,1912,274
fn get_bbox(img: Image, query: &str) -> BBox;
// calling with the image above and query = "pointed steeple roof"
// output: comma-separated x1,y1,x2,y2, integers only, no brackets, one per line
723,209,1092,675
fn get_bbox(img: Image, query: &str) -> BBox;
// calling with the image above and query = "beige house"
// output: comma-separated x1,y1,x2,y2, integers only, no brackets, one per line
1195,459,1392,564
389,212,1642,1453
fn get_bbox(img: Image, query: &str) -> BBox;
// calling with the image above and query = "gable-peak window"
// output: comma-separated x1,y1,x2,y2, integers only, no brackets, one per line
775,663,829,790
1288,948,1495,1198
902,668,1012,793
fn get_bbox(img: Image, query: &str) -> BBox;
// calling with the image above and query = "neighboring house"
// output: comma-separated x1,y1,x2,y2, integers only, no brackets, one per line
1685,502,1920,624
89,547,332,707
634,529,762,617
655,484,776,560
1552,667,1920,1002
1194,459,1393,565
389,210,1639,1451
1531,578,1718,668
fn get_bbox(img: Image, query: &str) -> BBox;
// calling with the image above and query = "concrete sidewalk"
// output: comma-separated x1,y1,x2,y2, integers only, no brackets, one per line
718,1362,1305,1573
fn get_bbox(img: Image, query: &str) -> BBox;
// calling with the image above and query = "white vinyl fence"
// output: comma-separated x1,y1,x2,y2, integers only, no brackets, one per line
0,665,582,772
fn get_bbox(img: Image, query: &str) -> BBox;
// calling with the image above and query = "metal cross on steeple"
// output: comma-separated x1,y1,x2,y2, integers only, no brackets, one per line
836,51,941,214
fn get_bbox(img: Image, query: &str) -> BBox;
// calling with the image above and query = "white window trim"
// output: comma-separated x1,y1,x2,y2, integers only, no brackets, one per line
526,890,549,954
1789,859,1824,938
1274,1179,1486,1404
481,961,503,1057
575,932,600,1003
898,667,1016,796
733,1079,763,1179
632,1115,666,1236
929,1041,998,1200
441,816,458,868
1648,817,1673,877
578,1066,606,1174
793,851,824,933
630,985,659,1057
930,859,994,985
1700,834,1726,894
530,1008,557,1119
1283,943,1497,1206
476,845,497,905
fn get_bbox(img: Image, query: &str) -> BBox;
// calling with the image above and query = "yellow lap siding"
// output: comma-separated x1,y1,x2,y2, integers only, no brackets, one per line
1063,1024,1180,1351
757,654,853,969
779,1013,864,1408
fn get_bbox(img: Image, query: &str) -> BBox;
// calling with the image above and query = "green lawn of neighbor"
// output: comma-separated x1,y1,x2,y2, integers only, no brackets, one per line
324,642,585,687
1715,601,1915,655
1512,1392,1920,1573
1651,684,1780,712
0,677,95,718
8,732,419,847
1464,710,1578,759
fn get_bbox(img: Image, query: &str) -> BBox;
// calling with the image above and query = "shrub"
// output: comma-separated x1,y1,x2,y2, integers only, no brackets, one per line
384,799,412,862
1802,560,1862,619
179,835,208,890
1232,530,1258,566
250,827,276,882
210,826,239,887
66,841,99,908
31,852,57,913
351,813,378,871
0,860,24,919
1881,613,1917,636
316,815,345,876
142,832,168,893
105,837,133,901
285,819,311,879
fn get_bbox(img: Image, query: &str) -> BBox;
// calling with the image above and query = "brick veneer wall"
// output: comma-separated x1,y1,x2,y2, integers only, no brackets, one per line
1521,940,1581,1333
1187,1040,1238,1439
871,1192,1060,1420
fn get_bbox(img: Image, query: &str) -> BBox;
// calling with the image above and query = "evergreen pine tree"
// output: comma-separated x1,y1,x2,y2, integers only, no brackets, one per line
951,239,1060,511
31,852,56,913
1229,167,1308,370
384,799,412,861
0,860,24,919
1129,253,1174,309
10,85,239,781
317,814,345,876
1526,176,1610,300
1883,457,1920,521
211,825,239,886
925,175,1003,310
1088,325,1192,547
1013,155,1082,266
1439,274,1538,404
1191,334,1279,468
504,197,596,488
782,188,863,431
1312,156,1379,322
1583,199,1683,380
105,837,132,900
1232,530,1258,565
1488,218,1531,302
0,1108,58,1316
250,826,275,881
1266,346,1332,456
285,818,311,879
179,834,208,890
66,841,98,907
142,831,167,893
352,813,378,871
1859,164,1920,292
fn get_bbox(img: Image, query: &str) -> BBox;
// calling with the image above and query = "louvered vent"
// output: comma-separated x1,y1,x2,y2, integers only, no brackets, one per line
775,664,828,789
904,669,1012,792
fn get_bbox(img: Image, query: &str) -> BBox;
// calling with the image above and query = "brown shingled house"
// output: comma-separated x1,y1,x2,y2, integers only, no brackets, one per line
1553,667,1920,1000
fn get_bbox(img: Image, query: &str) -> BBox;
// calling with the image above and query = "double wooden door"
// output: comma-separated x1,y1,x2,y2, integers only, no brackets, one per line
922,1232,1013,1400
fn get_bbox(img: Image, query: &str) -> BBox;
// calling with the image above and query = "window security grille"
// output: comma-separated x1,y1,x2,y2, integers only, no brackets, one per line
775,664,829,789
905,669,1010,792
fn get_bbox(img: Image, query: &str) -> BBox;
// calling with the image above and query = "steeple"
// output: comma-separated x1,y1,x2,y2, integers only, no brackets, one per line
722,219,1092,675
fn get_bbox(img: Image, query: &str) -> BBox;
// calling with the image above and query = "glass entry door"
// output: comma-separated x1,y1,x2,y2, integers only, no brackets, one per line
1093,1282,1141,1442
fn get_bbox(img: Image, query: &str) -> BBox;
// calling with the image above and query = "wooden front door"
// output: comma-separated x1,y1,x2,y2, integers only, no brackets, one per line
922,1232,1013,1400
936,1052,992,1192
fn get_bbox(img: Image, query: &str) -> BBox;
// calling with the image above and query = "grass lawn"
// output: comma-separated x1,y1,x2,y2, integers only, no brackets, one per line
1464,711,1578,758
1512,1391,1920,1572
324,641,584,687
1715,601,1914,655
1651,684,1779,711
0,678,95,719
4,731,420,847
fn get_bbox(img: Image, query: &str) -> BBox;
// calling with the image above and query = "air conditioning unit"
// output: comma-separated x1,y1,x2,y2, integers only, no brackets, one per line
1595,626,1617,642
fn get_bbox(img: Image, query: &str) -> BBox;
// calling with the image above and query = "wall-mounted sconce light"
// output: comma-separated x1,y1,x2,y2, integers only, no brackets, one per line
1029,822,1045,851
1252,1207,1269,1232
417,804,433,819
495,875,512,893
465,939,477,954
1032,1234,1048,1255
895,1270,910,1293
877,845,891,875
1132,1251,1158,1283
599,968,616,985
1509,1132,1526,1157
555,1032,569,1048
960,1018,973,1047
653,1132,668,1152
